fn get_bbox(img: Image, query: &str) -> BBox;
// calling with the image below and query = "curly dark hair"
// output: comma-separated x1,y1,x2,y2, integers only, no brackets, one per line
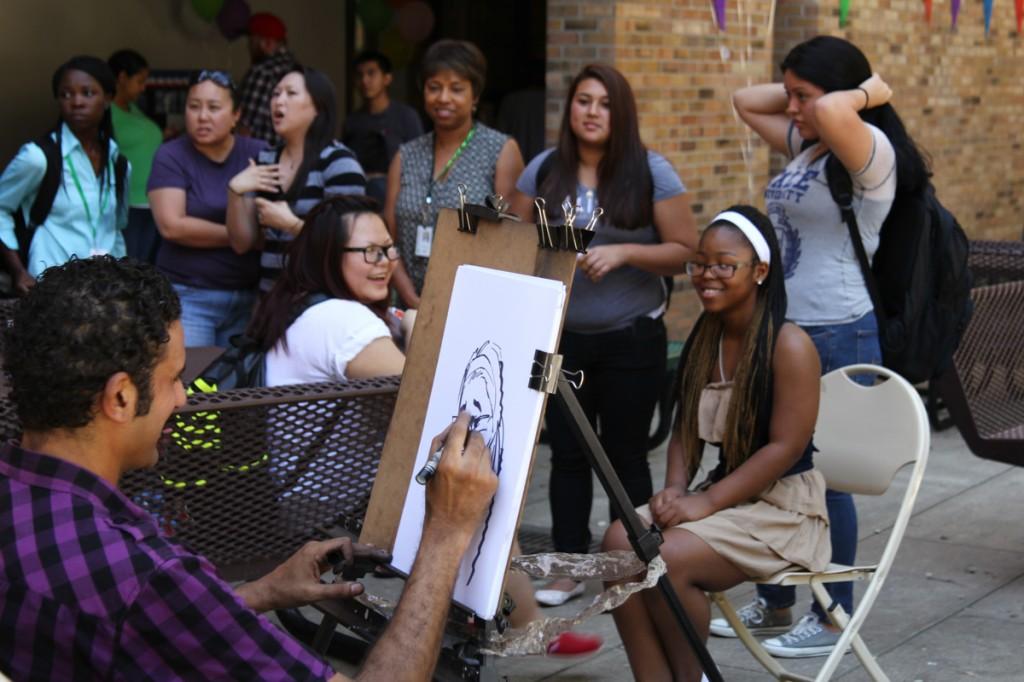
4,257,181,431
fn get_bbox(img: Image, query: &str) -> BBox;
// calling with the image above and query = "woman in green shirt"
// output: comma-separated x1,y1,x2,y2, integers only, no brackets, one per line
109,49,163,264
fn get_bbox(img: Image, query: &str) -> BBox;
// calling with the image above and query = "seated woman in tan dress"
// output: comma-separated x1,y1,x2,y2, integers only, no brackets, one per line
602,204,828,681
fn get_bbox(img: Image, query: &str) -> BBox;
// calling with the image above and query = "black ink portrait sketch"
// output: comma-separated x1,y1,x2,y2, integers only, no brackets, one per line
458,340,504,584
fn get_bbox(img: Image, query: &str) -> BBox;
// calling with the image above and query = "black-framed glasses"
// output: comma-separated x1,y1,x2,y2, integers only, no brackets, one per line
342,244,400,264
191,69,236,91
685,261,756,279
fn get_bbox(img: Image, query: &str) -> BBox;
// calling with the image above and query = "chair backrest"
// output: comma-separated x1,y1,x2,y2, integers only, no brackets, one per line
814,364,930,496
811,364,931,681
968,239,1024,287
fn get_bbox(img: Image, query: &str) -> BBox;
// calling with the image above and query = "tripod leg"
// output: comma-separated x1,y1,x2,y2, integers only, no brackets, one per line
554,376,723,682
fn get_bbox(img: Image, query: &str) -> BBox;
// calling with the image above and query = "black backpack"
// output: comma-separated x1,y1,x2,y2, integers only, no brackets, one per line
191,293,331,392
825,155,973,384
9,133,128,264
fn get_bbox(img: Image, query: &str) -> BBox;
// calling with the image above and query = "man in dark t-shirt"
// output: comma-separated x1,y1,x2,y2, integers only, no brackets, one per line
341,50,423,205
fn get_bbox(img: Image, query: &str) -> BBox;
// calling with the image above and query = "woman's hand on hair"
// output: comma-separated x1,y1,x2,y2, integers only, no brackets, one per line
229,159,281,195
650,487,715,528
858,73,892,110
254,198,301,234
578,244,629,283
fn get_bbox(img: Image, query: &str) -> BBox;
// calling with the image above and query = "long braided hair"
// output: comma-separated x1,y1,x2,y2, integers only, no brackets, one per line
676,205,787,481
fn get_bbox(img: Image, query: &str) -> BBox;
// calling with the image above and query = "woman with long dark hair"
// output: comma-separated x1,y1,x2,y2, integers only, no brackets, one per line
385,39,523,307
604,206,826,681
724,36,929,657
0,55,128,292
248,195,406,384
510,63,698,605
227,66,366,292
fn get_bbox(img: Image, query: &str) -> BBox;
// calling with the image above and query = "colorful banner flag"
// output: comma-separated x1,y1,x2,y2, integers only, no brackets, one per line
1017,0,1024,33
984,0,994,34
713,0,726,30
923,0,933,23
951,0,961,28
840,0,851,26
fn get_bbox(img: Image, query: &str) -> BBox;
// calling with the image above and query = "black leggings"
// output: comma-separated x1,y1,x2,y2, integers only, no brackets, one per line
546,316,667,554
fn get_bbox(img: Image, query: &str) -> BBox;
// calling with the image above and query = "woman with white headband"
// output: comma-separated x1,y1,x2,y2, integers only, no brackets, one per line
603,205,828,682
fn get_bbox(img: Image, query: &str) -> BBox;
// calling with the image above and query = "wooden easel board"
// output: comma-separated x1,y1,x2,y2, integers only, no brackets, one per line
361,207,577,550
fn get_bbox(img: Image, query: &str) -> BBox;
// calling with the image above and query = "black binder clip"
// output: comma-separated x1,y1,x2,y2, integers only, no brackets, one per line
528,349,564,394
534,195,601,253
528,350,584,394
457,186,516,234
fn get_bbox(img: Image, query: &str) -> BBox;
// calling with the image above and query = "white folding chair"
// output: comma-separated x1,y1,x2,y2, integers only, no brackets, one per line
710,364,931,682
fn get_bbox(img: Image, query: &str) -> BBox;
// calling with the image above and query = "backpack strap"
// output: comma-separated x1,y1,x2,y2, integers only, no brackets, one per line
27,134,62,229
113,153,128,210
824,154,886,324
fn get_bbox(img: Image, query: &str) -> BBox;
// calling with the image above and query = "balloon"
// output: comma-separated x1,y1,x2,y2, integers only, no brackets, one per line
357,0,393,33
216,0,250,40
191,0,225,22
395,0,435,42
379,23,415,68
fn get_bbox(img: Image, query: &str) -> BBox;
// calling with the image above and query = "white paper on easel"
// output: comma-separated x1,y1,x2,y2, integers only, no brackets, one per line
392,265,567,618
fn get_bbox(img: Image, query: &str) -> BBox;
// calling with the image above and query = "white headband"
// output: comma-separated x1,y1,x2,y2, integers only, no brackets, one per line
709,211,771,265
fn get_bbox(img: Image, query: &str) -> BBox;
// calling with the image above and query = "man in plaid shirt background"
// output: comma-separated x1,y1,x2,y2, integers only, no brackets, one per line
0,257,498,680
238,12,296,146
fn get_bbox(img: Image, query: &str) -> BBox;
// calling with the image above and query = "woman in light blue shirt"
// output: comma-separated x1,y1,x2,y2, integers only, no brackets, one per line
0,56,128,291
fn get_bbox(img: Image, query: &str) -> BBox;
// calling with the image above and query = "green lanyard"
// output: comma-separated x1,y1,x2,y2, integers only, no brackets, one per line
425,124,477,209
66,152,112,247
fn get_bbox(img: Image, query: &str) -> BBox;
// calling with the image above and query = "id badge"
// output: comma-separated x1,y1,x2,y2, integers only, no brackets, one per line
414,224,433,258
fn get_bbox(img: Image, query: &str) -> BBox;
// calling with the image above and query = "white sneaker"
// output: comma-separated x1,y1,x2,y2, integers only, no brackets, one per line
762,614,841,658
535,581,585,607
709,597,793,638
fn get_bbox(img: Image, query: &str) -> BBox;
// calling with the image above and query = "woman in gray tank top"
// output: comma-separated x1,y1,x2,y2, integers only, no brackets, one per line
510,64,698,605
384,40,524,307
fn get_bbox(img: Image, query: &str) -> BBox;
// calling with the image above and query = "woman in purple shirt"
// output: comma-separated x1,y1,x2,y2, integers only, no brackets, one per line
148,70,266,347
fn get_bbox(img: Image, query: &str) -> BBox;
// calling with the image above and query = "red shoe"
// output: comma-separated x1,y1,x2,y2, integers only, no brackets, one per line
546,631,604,657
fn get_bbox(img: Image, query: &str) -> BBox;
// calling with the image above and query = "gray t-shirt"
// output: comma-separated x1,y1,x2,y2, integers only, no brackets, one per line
765,122,896,326
516,148,686,333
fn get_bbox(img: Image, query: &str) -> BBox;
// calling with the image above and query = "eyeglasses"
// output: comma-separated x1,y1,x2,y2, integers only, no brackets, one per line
685,261,756,279
342,244,400,264
191,70,236,91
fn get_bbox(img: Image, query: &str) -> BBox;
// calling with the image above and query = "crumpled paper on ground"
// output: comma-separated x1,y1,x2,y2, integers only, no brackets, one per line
353,550,663,657
482,550,664,656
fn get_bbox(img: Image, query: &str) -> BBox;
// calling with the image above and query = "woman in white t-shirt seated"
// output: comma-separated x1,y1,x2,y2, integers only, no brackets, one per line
247,194,410,385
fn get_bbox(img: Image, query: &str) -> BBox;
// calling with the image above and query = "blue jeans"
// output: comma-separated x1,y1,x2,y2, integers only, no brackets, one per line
173,283,256,348
758,311,880,620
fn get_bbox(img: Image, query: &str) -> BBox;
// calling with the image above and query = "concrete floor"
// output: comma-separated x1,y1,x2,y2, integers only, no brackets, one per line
327,422,1024,680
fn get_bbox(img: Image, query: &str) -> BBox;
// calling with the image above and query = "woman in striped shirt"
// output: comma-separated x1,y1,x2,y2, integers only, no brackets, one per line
227,66,366,291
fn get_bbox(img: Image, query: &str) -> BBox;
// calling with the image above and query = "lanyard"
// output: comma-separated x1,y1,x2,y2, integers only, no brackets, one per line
424,124,477,209
66,152,112,246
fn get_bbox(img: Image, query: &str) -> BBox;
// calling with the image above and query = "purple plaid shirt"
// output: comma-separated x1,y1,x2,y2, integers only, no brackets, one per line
0,442,333,681
238,46,297,146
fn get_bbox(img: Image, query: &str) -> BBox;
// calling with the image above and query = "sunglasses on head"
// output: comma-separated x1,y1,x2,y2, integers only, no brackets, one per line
191,69,236,91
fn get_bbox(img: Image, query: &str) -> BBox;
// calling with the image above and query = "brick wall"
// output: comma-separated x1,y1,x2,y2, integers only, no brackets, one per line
772,1,1024,242
545,0,1023,340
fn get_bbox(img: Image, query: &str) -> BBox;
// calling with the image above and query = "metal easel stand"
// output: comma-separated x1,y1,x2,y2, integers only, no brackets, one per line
551,372,724,682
